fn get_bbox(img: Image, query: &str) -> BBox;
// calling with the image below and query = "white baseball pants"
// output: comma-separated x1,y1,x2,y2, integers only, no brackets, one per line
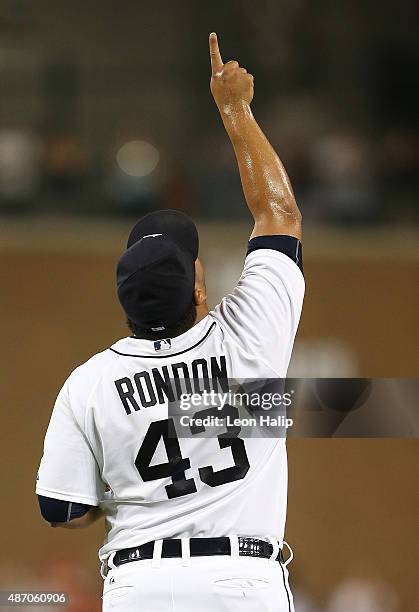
102,540,294,611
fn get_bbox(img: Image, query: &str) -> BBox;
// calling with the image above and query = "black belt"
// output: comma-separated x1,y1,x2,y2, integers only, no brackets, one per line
112,537,283,569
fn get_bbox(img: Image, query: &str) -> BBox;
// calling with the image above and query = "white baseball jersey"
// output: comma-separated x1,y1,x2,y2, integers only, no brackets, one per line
36,248,304,562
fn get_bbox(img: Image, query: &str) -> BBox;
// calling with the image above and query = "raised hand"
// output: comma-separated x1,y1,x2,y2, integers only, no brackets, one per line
209,32,254,112
208,32,301,240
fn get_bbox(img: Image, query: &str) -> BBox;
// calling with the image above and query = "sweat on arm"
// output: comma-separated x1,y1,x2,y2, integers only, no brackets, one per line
209,32,302,241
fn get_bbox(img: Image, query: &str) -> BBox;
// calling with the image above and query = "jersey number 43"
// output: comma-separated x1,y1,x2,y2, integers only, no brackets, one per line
135,406,250,499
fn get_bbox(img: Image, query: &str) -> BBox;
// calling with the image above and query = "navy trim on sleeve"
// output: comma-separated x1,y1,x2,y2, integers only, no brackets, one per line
37,495,92,523
247,235,303,274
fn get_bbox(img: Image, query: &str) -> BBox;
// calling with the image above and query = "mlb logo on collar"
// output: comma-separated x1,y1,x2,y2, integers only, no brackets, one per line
154,339,172,352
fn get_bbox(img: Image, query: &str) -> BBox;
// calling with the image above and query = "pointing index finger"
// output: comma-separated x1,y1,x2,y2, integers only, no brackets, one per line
209,32,223,75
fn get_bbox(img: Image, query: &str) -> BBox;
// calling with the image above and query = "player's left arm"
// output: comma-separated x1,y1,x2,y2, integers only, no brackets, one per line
56,507,102,529
38,495,103,529
36,376,105,529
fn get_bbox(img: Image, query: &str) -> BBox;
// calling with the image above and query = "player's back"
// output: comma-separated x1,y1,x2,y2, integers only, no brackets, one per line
37,247,304,562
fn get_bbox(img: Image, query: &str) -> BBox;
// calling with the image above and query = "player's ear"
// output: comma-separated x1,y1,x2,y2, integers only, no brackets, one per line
194,259,207,306
194,285,207,306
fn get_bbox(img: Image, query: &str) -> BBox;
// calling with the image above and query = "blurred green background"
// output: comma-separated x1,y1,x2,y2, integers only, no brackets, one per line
0,0,417,223
0,1,418,611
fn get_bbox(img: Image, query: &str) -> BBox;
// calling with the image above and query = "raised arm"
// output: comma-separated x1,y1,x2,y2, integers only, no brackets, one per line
209,32,302,240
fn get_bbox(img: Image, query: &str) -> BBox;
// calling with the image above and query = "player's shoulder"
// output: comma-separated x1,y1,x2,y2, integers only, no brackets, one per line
66,343,121,393
245,237,304,283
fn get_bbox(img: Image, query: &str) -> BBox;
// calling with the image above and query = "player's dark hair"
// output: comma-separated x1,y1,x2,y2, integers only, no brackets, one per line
127,298,197,340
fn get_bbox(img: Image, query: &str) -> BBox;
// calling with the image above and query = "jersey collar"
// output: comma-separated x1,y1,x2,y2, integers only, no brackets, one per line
110,316,215,359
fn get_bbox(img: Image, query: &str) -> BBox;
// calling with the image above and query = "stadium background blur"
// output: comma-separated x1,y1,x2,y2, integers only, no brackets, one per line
0,1,418,610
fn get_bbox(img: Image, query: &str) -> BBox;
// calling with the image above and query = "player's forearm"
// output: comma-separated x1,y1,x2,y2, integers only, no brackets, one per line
209,32,301,239
220,103,301,239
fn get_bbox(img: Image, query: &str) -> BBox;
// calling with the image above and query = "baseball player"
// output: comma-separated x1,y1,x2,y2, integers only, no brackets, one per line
36,33,304,611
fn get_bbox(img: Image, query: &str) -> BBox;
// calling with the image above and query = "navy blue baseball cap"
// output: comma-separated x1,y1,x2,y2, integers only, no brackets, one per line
117,210,199,331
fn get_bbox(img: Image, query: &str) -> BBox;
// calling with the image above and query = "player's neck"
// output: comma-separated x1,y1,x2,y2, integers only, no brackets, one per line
194,302,209,327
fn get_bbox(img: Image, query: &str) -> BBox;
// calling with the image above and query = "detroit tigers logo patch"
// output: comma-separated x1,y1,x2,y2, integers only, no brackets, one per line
154,338,171,352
